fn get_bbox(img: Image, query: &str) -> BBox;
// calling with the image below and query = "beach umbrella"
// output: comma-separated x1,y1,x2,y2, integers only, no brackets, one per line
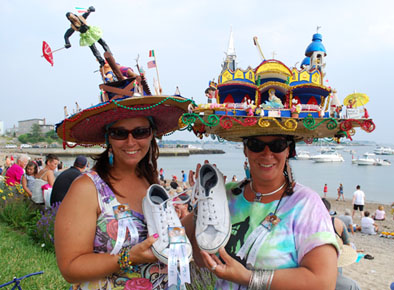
343,92,369,108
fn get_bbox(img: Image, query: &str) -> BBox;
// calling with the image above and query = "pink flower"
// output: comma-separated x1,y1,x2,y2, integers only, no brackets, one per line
106,219,119,240
125,278,153,290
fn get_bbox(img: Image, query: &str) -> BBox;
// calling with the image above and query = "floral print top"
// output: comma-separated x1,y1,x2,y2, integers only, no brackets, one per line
73,170,168,290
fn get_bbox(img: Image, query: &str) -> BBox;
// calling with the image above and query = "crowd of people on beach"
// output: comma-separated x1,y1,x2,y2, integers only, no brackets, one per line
1,153,88,208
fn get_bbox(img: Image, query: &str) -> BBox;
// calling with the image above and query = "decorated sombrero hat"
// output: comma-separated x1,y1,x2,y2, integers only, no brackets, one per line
56,95,194,146
181,32,375,143
181,106,375,142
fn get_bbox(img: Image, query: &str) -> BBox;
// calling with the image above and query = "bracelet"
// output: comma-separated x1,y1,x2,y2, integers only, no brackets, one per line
118,246,136,273
248,269,274,290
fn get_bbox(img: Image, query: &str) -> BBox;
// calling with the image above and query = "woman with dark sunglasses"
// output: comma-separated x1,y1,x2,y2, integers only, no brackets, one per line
54,93,194,289
185,134,338,290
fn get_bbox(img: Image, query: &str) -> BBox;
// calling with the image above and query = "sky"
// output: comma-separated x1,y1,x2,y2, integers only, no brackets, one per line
1,0,394,144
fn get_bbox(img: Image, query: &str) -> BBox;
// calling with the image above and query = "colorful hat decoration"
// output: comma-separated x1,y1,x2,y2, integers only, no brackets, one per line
56,54,194,147
181,31,375,142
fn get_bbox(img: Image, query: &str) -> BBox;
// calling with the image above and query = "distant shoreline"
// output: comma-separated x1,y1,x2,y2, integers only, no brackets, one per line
0,147,225,165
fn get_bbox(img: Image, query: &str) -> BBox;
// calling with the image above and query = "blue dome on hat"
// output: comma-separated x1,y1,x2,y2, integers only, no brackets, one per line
305,33,326,57
300,56,310,68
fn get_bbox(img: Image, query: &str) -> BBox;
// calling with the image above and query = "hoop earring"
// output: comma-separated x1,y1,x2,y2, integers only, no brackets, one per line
108,148,114,167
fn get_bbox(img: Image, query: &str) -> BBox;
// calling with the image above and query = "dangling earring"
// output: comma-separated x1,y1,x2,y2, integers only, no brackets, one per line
108,148,114,167
148,147,153,167
244,157,251,180
285,158,294,185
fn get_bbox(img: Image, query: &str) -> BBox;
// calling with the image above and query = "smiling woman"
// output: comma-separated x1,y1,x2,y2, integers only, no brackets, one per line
54,94,194,290
184,133,340,290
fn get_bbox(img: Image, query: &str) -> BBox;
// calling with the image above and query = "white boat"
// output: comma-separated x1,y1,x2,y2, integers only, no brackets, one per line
354,153,377,165
295,151,311,160
333,145,344,150
374,146,394,155
311,150,344,162
375,158,391,166
319,147,332,153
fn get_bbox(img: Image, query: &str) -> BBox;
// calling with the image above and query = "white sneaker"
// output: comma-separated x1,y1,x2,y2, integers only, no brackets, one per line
194,164,231,254
142,184,192,264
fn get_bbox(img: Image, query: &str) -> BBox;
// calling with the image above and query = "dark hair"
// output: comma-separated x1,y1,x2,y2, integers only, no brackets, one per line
321,198,331,211
93,138,159,197
356,185,361,189
45,154,59,165
26,161,38,175
364,211,370,217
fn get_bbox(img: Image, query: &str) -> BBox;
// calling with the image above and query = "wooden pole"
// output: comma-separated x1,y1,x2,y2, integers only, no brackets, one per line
153,53,162,94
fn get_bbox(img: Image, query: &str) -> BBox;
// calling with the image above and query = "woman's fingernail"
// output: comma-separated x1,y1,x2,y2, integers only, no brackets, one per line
153,233,159,239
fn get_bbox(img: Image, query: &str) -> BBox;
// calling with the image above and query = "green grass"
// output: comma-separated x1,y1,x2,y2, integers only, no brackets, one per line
0,222,70,290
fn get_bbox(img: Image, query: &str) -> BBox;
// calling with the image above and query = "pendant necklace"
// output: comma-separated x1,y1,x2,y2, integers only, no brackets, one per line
250,180,286,202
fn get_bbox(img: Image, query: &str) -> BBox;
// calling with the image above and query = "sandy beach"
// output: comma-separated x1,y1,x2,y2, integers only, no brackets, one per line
327,198,394,290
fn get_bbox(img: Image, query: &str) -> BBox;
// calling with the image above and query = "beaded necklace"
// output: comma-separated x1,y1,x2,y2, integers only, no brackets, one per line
250,180,286,202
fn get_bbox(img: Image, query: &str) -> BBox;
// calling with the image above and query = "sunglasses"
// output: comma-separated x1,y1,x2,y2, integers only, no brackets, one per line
108,127,152,140
243,138,290,153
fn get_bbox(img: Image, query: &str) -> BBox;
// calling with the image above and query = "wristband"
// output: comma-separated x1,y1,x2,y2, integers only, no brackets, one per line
248,269,274,290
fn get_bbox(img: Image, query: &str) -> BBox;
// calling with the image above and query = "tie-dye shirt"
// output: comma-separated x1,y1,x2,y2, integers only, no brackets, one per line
216,182,338,290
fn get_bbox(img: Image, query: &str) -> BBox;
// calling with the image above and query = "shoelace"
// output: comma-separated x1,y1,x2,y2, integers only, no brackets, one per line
192,182,218,227
156,192,190,243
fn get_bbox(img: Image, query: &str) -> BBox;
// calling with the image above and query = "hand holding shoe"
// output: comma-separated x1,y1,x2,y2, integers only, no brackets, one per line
127,234,159,265
201,247,252,286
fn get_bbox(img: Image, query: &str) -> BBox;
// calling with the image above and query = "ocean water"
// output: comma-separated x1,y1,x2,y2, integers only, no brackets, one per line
157,144,394,204
60,144,394,204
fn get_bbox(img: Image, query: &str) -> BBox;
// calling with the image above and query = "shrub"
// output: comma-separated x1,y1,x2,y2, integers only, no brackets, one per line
30,203,60,251
0,182,39,231
0,180,54,250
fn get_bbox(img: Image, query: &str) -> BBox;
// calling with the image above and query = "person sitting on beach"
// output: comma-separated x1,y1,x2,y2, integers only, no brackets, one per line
321,198,361,290
50,156,88,206
361,211,379,235
322,198,350,244
372,205,386,221
5,154,29,186
21,161,38,198
338,208,359,234
391,202,394,220
32,154,59,205
3,155,12,175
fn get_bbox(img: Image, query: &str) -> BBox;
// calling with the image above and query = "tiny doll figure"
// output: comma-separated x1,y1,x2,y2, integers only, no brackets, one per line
64,6,111,67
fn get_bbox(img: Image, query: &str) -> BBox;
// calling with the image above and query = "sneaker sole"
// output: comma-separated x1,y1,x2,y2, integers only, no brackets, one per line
197,215,232,254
